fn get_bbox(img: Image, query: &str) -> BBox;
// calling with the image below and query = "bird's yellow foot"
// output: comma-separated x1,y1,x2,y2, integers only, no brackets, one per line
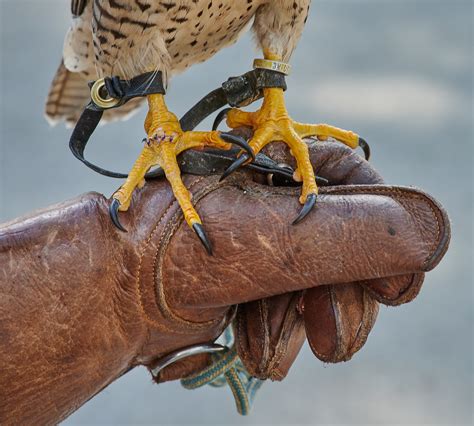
109,94,253,254
215,87,368,224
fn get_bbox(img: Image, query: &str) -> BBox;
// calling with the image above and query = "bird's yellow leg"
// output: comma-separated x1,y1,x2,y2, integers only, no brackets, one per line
155,143,201,227
112,143,157,211
292,122,359,148
222,52,366,222
226,88,318,203
110,94,253,251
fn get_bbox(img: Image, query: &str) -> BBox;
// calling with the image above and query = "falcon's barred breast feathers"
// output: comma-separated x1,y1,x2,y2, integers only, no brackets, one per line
46,0,364,251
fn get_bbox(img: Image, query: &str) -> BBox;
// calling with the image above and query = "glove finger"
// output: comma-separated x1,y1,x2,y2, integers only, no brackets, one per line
359,273,425,306
161,181,450,308
262,140,384,186
234,293,305,381
300,274,423,365
302,284,379,363
263,140,425,305
305,142,429,307
240,140,384,375
153,274,423,382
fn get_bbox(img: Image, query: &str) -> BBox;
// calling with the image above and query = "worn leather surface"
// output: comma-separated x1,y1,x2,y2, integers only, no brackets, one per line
303,284,379,363
236,140,386,375
0,142,450,424
235,293,307,380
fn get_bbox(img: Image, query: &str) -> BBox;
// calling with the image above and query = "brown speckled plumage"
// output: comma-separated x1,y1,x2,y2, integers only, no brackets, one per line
46,0,310,124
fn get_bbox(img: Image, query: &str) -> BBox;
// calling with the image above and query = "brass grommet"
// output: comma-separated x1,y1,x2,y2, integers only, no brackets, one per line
90,78,120,109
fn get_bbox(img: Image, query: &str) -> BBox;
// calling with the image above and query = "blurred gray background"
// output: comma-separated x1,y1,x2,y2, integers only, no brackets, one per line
1,0,472,424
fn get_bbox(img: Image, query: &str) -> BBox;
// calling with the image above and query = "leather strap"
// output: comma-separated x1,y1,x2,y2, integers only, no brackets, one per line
88,72,166,111
69,69,286,179
69,71,165,178
180,68,286,131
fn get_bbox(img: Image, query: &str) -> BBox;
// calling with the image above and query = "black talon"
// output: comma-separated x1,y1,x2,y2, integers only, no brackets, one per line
358,137,371,161
292,193,317,225
267,169,329,187
316,176,330,186
220,132,255,160
109,198,127,232
212,108,232,131
192,223,213,255
219,154,250,182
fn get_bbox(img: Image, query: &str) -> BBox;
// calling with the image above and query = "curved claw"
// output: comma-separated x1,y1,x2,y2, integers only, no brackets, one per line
219,153,250,182
192,223,213,255
292,193,317,225
212,108,232,131
220,132,255,161
268,171,329,187
316,176,330,186
358,137,371,161
109,198,127,232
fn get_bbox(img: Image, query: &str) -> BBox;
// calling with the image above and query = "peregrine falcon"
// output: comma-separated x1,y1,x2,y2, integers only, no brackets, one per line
46,0,364,251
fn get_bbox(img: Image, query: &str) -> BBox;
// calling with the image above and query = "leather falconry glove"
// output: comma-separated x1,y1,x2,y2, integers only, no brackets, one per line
0,141,450,425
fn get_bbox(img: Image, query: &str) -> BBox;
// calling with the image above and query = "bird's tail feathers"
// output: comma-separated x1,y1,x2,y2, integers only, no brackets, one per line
45,61,144,128
45,61,90,127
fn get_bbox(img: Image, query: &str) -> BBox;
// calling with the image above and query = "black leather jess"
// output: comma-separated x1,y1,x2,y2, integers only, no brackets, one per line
68,68,288,180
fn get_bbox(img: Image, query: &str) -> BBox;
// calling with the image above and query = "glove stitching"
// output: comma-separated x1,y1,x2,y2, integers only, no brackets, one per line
235,307,252,372
135,176,220,331
306,287,338,362
359,273,424,306
134,190,183,330
235,299,270,378
154,177,239,330
267,294,304,380
331,286,347,362
348,287,379,358
258,299,271,372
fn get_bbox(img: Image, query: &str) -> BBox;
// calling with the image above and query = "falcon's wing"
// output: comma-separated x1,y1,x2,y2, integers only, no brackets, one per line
71,0,88,17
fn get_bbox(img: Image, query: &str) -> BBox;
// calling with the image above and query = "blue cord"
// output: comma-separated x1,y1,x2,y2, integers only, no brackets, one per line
180,327,265,415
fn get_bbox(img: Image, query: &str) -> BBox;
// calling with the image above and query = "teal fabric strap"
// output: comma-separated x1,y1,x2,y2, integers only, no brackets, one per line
180,328,264,415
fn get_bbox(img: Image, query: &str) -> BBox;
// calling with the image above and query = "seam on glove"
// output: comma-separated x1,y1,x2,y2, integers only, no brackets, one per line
234,300,269,378
267,294,304,380
134,185,189,331
360,273,425,306
348,288,379,356
255,299,270,372
135,176,225,331
331,286,346,362
306,287,337,362
154,177,241,330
